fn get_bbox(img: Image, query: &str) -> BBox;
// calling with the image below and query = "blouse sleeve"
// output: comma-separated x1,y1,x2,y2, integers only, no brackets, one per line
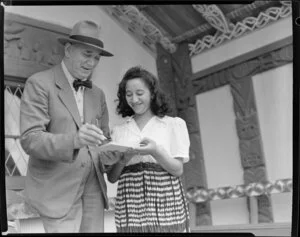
169,117,190,163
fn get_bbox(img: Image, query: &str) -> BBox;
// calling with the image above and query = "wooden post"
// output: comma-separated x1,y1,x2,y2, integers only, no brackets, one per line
156,42,212,226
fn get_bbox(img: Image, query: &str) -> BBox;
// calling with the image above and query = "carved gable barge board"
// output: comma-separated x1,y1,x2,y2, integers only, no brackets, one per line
4,13,70,80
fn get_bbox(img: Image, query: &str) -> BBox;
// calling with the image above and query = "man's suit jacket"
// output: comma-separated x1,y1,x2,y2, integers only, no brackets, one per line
20,63,110,219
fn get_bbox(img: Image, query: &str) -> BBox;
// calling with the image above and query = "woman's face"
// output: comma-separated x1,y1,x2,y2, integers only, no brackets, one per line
125,78,152,117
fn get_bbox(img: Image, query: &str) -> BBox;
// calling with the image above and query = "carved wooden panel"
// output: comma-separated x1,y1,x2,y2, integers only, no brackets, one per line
193,44,293,94
4,13,69,80
156,42,212,226
186,132,207,188
171,44,196,111
195,202,212,226
172,43,212,226
244,167,268,184
178,105,200,134
257,194,273,223
190,43,293,224
240,139,265,169
230,76,273,223
156,43,177,117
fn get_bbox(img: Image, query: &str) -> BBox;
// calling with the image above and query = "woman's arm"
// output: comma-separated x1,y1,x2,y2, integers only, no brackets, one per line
106,150,137,183
106,157,126,183
152,144,184,177
135,138,184,177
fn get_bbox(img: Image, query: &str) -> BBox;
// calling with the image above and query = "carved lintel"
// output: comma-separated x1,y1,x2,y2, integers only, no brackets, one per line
193,68,231,94
193,44,293,94
231,45,293,79
4,13,68,79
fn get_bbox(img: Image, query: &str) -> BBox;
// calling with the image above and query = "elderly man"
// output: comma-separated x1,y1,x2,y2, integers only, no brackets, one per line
20,20,113,233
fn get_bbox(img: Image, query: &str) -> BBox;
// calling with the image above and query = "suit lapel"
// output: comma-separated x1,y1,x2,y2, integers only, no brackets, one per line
54,64,82,128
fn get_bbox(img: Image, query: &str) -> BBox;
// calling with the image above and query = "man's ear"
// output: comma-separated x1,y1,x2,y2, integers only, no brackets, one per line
64,43,72,58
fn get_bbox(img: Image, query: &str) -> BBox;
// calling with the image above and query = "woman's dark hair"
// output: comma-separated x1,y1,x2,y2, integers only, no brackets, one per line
116,66,173,118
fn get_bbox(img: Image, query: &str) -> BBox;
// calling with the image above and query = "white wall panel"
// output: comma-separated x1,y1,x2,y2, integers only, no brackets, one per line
252,63,293,223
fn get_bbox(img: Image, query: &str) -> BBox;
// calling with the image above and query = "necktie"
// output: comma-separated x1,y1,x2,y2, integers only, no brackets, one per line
73,79,92,92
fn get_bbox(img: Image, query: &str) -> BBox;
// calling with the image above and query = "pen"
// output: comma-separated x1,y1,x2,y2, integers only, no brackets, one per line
91,118,108,142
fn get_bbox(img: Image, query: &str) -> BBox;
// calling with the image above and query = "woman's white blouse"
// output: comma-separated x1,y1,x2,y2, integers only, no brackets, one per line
111,116,190,166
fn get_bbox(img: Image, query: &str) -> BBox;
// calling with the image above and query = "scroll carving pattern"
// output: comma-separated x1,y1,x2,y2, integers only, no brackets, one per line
156,42,212,226
189,1,291,56
102,5,176,54
193,4,233,34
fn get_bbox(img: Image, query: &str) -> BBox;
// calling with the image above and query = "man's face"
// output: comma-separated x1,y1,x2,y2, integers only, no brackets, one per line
65,43,102,80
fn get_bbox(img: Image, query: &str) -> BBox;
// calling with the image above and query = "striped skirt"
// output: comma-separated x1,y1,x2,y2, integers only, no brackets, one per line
115,162,190,233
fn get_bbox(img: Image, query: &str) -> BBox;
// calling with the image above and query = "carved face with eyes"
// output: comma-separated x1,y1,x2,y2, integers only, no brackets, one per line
236,113,259,140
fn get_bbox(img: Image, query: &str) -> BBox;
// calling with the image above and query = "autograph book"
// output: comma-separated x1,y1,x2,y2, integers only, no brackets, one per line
91,142,132,153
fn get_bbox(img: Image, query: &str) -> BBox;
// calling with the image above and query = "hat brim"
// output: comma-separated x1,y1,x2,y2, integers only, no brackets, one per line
58,37,113,57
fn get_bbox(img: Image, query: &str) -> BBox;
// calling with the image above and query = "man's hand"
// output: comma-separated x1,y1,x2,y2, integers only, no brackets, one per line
74,123,107,149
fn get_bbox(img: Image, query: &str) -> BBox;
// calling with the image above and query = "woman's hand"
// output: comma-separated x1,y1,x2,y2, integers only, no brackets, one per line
134,137,183,177
134,137,158,157
119,148,138,165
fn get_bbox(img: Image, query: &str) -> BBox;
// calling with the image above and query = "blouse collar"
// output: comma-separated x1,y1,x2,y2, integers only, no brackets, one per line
126,115,167,124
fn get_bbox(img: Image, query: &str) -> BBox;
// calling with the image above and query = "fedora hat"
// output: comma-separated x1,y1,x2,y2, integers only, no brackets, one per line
57,20,113,57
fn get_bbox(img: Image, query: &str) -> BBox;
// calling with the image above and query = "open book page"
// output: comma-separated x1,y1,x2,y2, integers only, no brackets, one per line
91,142,133,153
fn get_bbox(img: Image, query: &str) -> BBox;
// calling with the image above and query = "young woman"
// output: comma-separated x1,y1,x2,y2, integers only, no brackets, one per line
105,66,190,232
